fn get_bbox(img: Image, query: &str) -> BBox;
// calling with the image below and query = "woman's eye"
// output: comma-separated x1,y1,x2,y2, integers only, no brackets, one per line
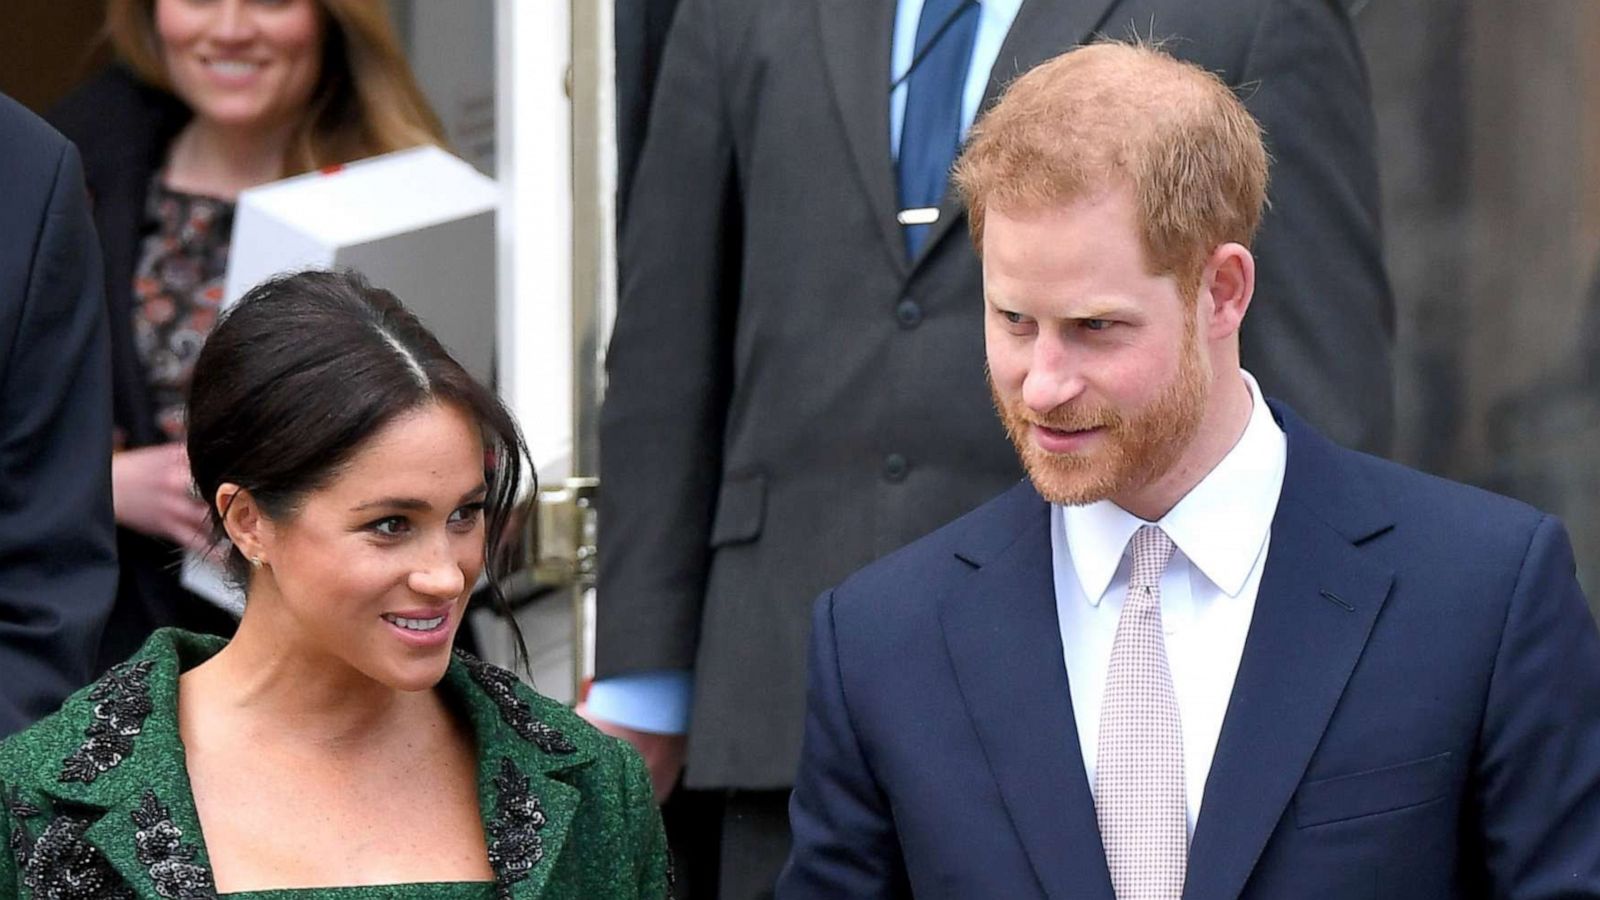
371,516,408,537
449,503,486,528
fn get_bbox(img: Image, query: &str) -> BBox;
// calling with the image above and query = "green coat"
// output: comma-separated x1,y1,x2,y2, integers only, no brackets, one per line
0,629,670,899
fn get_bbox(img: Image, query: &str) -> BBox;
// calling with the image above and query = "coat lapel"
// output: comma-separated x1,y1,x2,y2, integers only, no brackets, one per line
940,484,1115,900
815,0,907,277
447,652,596,900
33,631,214,900
79,780,213,900
483,757,585,900
1182,405,1396,900
911,0,1122,270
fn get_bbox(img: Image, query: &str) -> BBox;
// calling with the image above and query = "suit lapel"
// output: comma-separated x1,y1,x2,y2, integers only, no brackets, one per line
815,0,908,277
911,0,1122,270
1182,406,1396,900
940,486,1115,900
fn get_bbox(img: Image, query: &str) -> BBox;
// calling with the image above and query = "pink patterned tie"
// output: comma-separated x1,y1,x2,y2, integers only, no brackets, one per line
1095,525,1186,899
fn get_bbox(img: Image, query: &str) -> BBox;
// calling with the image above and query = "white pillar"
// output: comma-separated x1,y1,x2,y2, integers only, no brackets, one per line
496,0,575,483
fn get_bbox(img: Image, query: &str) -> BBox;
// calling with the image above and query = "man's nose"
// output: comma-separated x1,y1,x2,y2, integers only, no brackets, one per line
1020,336,1086,413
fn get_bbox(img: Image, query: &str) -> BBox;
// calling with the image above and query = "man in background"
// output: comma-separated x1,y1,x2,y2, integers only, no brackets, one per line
596,1,1395,894
0,91,118,737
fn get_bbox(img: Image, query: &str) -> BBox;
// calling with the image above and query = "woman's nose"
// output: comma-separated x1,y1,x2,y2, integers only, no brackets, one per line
409,542,467,599
209,0,261,44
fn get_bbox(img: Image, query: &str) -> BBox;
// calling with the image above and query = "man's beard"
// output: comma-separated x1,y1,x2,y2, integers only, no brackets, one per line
991,328,1211,507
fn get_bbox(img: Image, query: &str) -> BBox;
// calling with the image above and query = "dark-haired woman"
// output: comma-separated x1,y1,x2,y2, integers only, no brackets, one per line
48,0,451,671
0,271,669,898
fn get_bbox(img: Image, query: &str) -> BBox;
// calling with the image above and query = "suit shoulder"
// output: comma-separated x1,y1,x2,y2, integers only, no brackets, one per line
0,93,70,198
1277,402,1549,559
1301,442,1557,592
1346,448,1547,546
0,91,67,155
830,481,1041,613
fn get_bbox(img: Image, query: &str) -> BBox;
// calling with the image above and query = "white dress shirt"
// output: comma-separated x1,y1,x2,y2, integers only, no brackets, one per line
1052,370,1287,836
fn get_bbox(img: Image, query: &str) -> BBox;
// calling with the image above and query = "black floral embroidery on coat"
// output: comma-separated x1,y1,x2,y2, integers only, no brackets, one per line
458,651,577,755
486,756,547,899
5,783,40,873
131,790,217,899
59,659,156,784
20,807,134,899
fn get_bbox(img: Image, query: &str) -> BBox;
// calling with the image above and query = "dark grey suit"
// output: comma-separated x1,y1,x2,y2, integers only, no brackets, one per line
0,92,117,737
598,0,1393,791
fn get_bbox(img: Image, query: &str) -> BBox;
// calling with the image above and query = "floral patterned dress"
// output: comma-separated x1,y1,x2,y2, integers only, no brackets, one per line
130,180,233,443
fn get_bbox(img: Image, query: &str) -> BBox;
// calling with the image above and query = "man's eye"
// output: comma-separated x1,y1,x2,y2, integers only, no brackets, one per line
1081,318,1111,331
1000,310,1029,325
371,516,408,537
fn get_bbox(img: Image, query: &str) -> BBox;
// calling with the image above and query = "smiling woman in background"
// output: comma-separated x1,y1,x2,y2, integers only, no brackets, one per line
49,0,447,672
0,270,670,898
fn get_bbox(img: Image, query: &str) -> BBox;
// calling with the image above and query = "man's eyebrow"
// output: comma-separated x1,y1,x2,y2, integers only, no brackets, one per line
351,484,488,514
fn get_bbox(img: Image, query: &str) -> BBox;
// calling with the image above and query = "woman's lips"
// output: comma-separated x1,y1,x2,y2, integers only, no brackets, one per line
198,56,268,88
380,607,453,648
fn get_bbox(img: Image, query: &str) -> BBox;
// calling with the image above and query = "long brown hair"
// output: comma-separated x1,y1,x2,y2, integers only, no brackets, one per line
104,0,448,176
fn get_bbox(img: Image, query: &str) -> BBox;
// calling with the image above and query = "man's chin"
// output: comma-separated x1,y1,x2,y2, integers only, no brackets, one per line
1022,456,1124,507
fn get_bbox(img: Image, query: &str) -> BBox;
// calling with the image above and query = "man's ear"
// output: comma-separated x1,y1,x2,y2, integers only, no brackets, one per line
215,483,271,565
1200,242,1255,341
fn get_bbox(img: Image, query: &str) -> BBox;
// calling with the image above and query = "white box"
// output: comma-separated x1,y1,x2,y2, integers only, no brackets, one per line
223,145,500,382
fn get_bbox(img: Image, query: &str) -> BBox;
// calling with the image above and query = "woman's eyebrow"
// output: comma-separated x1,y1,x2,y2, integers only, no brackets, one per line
351,484,488,513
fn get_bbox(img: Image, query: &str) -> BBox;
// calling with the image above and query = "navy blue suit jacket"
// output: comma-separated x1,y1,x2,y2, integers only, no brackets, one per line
0,93,117,737
779,403,1600,899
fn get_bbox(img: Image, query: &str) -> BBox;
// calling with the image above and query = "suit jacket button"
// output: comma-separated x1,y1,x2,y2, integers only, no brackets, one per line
895,299,923,329
883,453,910,482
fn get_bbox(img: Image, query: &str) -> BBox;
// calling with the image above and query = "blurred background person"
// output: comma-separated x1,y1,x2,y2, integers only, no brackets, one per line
594,0,1393,895
47,0,448,673
0,91,117,738
0,269,668,897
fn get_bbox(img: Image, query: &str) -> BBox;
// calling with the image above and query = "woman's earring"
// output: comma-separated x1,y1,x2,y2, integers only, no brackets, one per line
249,556,263,569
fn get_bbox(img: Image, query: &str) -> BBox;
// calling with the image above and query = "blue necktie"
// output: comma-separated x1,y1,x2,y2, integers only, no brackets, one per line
897,0,981,259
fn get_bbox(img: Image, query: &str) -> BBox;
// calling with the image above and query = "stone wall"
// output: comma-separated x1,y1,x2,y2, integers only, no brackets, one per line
1358,3,1600,607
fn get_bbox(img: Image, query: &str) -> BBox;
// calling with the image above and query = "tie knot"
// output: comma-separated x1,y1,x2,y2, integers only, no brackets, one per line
1128,525,1175,590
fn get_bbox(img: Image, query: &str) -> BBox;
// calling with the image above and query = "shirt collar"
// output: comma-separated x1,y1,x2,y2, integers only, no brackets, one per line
1061,370,1287,605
